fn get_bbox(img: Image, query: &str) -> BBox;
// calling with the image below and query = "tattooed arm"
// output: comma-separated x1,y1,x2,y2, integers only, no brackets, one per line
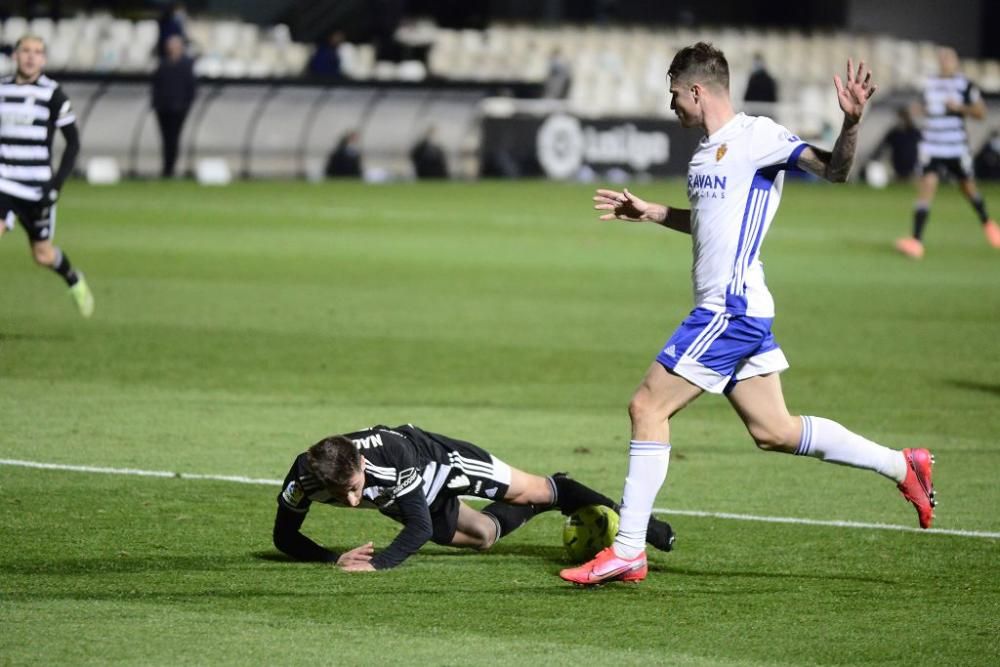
795,58,878,183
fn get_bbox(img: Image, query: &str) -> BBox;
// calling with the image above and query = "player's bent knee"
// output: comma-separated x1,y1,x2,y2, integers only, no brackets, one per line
32,246,55,266
628,390,666,425
749,423,799,453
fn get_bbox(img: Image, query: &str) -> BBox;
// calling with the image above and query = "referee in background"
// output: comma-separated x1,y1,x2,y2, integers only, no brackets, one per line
0,34,93,317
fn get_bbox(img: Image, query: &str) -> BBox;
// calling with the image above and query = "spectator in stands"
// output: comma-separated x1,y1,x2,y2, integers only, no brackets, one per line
974,130,1000,181
151,34,196,178
326,130,362,178
410,127,448,179
873,106,921,181
743,53,778,103
543,48,572,99
306,30,345,80
157,2,188,57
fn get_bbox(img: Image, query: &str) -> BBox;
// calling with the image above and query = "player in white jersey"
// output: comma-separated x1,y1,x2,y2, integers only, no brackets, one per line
895,47,999,259
561,43,936,586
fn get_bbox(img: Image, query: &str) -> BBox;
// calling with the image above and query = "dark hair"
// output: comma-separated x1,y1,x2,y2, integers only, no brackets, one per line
668,42,729,91
307,435,362,490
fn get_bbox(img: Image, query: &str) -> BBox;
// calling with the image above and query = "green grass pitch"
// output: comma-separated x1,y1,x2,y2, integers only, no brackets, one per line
1,179,998,665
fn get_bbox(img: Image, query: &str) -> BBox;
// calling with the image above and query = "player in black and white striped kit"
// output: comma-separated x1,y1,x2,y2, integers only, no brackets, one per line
0,35,93,315
895,47,999,259
273,424,677,571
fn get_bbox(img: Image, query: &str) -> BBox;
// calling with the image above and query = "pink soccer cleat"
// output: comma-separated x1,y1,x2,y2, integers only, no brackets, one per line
897,448,936,529
983,219,1000,249
894,237,925,259
559,547,648,586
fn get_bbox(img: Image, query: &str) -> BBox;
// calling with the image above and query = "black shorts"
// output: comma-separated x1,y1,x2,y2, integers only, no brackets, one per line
919,154,973,181
0,192,56,242
417,431,514,545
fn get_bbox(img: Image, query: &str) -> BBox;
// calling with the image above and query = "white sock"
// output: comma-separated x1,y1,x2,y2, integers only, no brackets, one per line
797,416,906,482
613,440,671,559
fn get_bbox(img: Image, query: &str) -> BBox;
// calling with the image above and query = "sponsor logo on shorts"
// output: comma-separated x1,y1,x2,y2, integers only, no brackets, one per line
664,344,676,358
447,474,470,490
484,487,498,498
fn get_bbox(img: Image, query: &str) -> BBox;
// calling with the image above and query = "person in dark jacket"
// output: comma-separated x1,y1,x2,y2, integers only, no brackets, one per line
744,53,778,103
151,34,196,178
325,130,362,177
874,107,921,180
410,127,448,179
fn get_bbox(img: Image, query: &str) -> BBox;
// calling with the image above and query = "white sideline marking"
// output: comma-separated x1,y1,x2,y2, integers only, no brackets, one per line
3,458,999,540
0,458,282,486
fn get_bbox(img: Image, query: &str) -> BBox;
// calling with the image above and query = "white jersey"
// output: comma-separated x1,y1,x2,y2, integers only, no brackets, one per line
685,113,806,318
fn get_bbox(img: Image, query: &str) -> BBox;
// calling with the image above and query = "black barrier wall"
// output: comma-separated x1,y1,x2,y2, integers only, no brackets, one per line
481,113,703,179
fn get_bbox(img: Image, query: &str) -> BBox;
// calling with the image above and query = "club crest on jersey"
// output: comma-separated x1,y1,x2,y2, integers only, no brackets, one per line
716,143,727,161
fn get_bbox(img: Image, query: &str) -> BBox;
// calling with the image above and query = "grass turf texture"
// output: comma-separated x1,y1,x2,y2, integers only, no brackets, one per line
1,179,999,666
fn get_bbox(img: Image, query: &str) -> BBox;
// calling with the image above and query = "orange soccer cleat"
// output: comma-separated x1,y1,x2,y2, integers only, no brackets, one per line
983,219,1000,249
894,237,925,259
898,448,936,529
559,547,648,586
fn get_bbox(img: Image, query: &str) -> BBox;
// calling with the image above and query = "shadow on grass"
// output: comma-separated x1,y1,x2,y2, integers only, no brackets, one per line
659,564,895,585
943,378,1000,397
0,554,258,576
0,332,74,343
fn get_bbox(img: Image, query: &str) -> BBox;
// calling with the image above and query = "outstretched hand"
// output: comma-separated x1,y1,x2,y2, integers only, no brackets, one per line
336,541,374,570
833,58,878,125
593,188,657,222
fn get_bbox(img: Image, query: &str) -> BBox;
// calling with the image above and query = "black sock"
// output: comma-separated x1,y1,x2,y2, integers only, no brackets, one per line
970,195,989,223
913,206,929,241
480,502,542,541
50,247,79,287
551,474,619,516
552,474,676,552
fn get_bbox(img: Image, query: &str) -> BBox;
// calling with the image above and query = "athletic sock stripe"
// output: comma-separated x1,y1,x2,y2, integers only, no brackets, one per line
796,416,813,456
629,440,671,456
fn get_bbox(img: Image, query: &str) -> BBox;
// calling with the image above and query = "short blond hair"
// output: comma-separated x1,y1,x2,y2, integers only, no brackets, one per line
14,34,46,52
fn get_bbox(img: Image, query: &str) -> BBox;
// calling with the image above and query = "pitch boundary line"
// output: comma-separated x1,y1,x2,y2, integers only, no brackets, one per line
3,457,998,540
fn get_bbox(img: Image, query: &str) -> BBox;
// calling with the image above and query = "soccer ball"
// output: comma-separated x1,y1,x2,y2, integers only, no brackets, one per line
562,505,619,562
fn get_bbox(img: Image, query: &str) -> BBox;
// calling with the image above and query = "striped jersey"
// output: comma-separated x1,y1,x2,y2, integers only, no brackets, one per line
685,113,806,318
920,74,981,159
0,74,76,201
276,424,510,569
278,424,505,518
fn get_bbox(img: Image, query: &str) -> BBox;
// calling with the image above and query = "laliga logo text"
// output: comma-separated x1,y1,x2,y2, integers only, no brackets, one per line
536,113,670,179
